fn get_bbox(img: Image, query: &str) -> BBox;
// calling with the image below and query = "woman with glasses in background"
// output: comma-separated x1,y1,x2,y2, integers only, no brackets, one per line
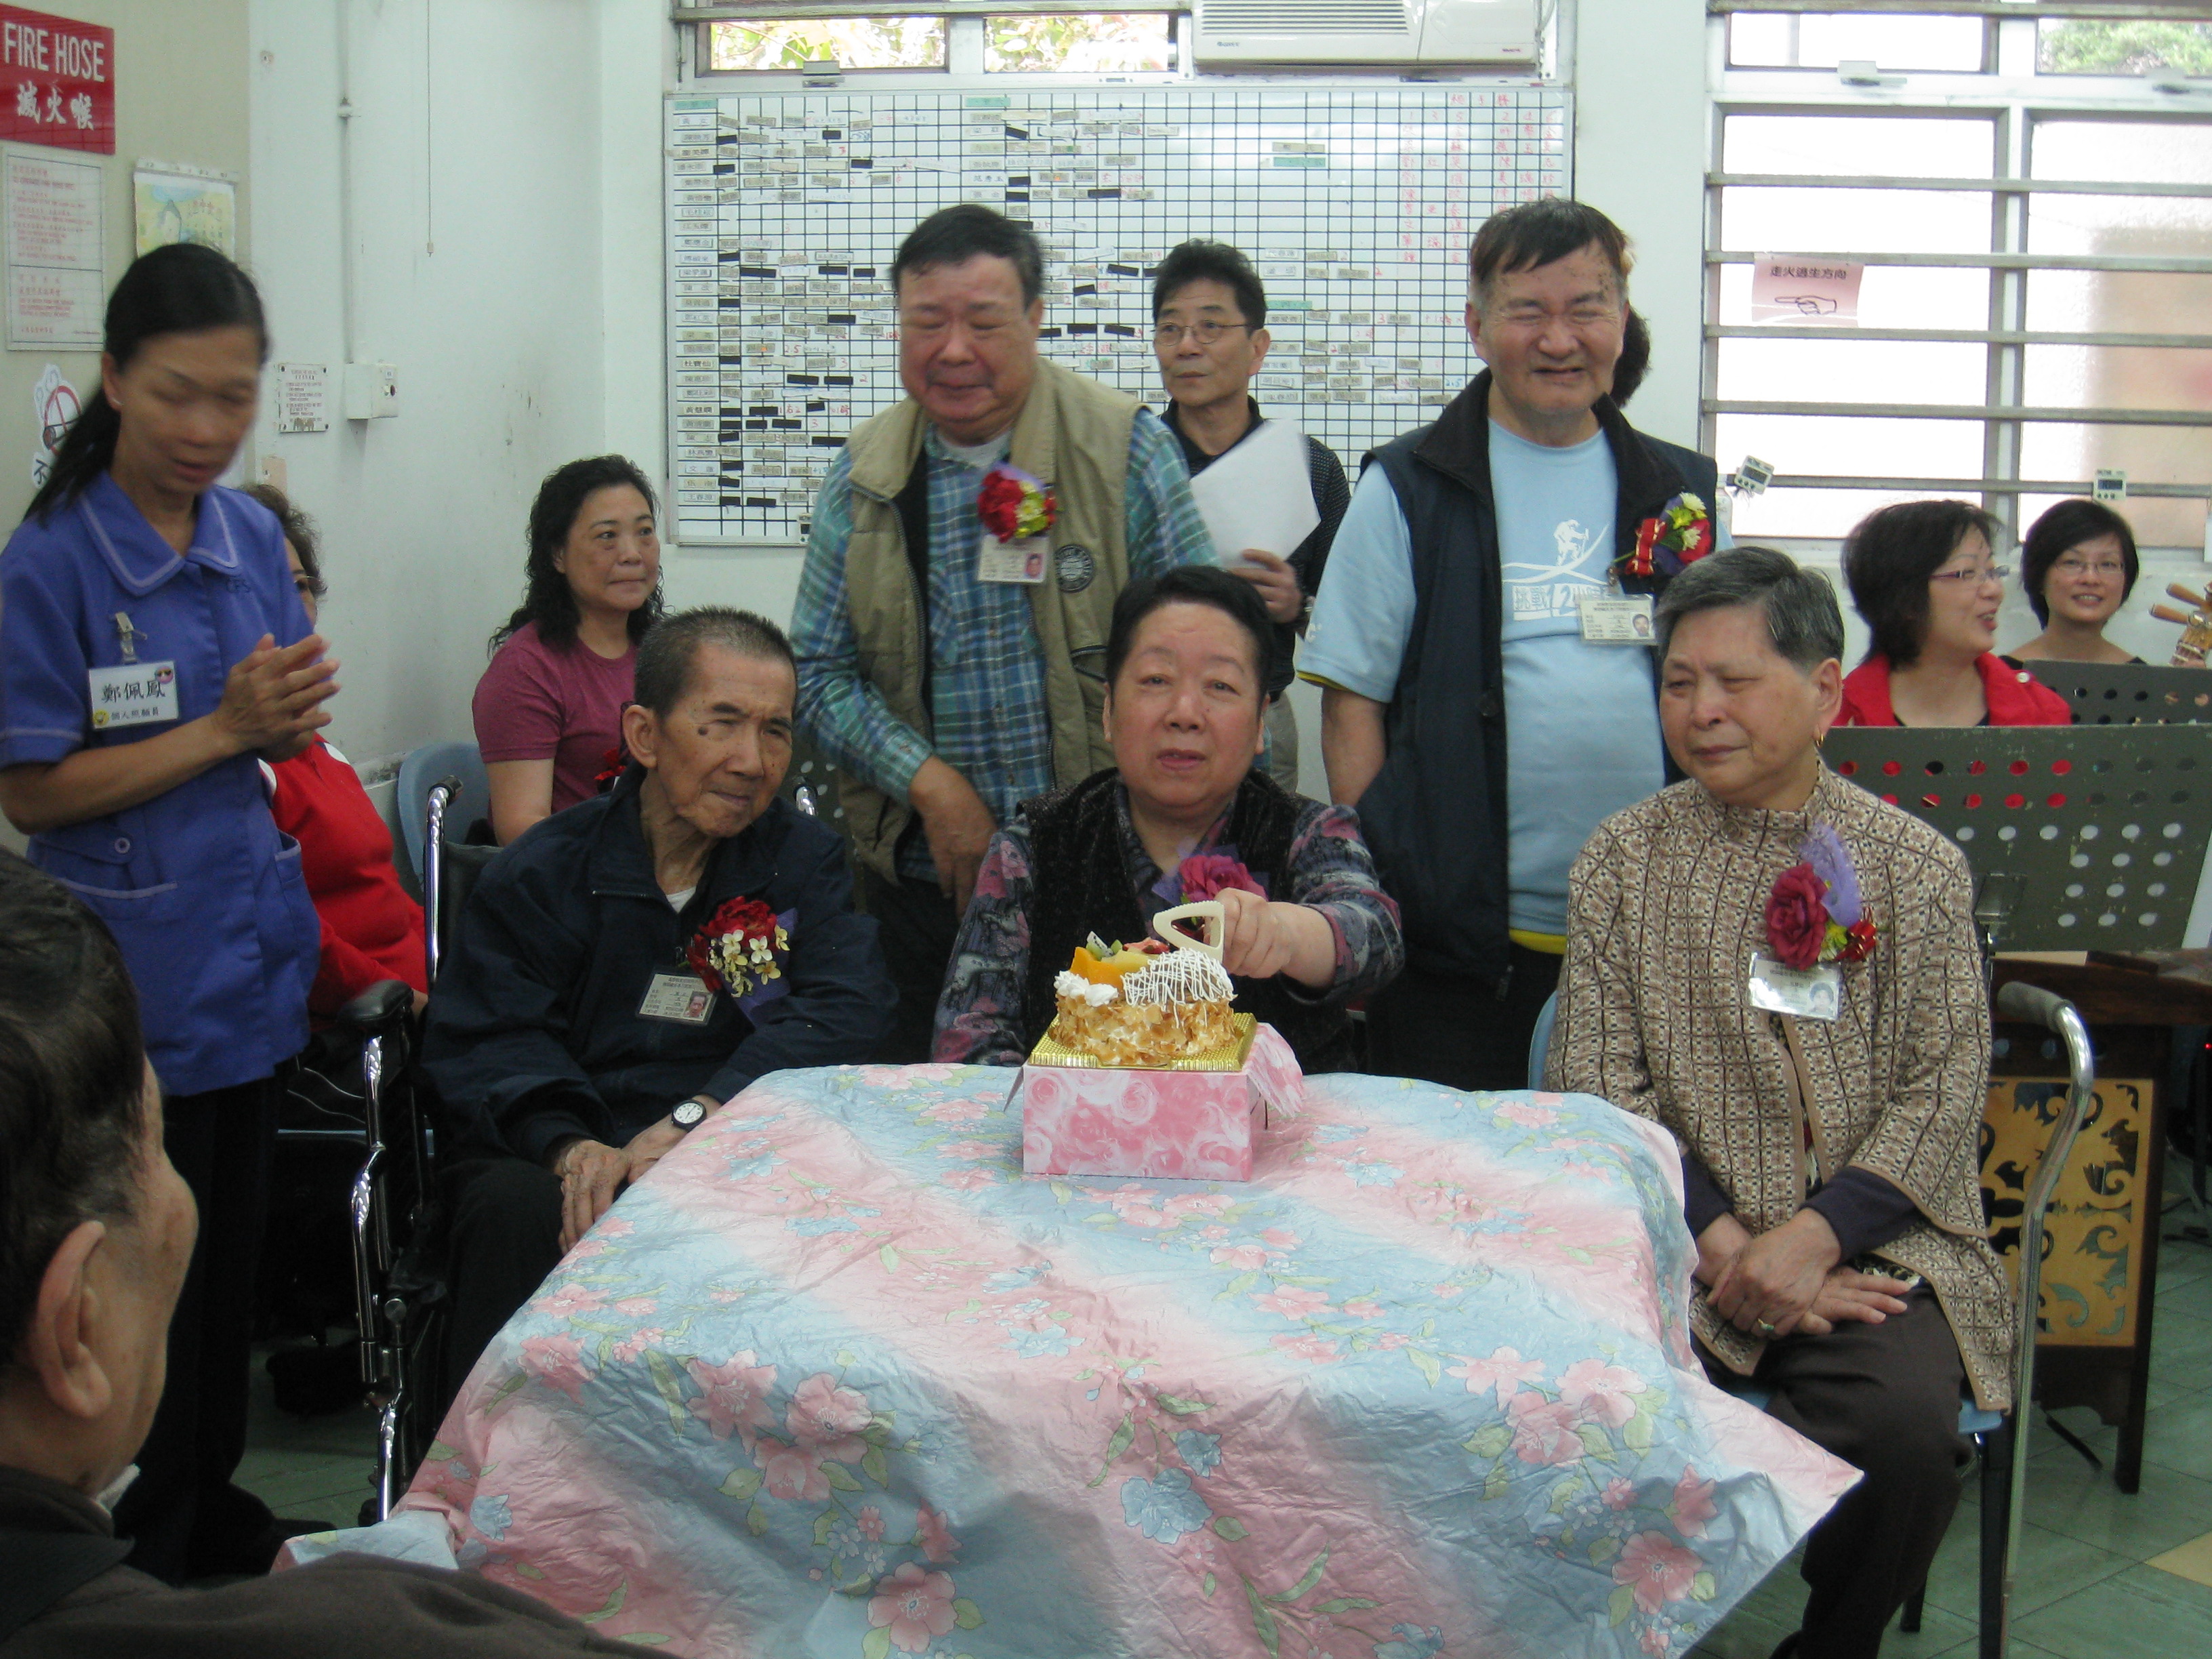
2002,498,2144,668
1834,500,2072,727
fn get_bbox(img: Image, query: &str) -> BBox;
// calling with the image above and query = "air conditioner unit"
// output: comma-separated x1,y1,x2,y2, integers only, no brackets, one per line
1193,0,1538,68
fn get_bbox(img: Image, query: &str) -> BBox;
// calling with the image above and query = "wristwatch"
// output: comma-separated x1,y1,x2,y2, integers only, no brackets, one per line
671,1098,709,1132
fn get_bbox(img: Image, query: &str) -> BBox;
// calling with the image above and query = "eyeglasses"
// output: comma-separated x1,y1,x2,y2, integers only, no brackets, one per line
2052,557,2126,578
1930,563,2012,587
1152,320,1252,347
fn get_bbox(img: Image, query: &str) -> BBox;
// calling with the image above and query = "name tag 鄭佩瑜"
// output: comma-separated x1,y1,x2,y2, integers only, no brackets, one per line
87,661,179,730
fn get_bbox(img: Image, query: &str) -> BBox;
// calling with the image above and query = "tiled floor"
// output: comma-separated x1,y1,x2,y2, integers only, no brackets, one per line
238,1202,2212,1657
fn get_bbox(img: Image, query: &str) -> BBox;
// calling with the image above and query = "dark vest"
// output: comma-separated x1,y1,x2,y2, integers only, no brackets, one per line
1019,769,1355,1073
1358,372,1717,988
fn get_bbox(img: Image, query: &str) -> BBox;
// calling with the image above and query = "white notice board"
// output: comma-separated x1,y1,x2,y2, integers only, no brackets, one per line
666,83,1570,545
5,148,103,351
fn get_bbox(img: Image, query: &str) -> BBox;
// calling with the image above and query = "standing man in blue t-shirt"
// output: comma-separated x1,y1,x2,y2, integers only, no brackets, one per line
1300,199,1722,1090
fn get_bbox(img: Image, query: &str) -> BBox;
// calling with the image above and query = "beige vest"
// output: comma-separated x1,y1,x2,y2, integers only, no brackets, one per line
837,357,1139,879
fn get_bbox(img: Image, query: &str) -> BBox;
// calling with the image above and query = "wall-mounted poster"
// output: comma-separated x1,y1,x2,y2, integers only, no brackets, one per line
134,162,237,258
5,145,100,349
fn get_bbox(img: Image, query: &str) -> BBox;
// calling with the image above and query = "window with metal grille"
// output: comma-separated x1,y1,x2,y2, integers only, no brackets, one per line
1705,3,2212,556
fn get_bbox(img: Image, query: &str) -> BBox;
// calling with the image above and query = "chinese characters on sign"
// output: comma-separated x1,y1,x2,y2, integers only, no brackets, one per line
5,147,101,348
1751,254,1864,326
0,5,114,155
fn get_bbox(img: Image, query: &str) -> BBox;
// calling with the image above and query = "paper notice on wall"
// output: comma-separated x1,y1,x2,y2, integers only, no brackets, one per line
1751,254,1864,325
133,163,237,258
5,147,101,348
275,361,329,433
1186,417,1320,565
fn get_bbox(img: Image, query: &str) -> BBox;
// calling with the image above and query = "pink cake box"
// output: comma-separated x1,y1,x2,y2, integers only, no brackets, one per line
1019,1020,1305,1181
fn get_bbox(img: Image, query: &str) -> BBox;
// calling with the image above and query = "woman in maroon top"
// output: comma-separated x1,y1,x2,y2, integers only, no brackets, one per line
474,456,663,843
1834,499,2072,729
253,485,429,1017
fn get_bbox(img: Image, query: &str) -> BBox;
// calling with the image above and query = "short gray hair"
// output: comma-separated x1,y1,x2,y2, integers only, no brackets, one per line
1654,547,1845,672
633,607,796,718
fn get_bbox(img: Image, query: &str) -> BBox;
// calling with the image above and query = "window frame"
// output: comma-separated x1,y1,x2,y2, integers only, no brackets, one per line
1704,3,2212,554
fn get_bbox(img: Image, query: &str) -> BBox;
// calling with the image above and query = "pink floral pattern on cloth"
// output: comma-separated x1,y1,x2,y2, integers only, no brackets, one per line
397,1066,1856,1658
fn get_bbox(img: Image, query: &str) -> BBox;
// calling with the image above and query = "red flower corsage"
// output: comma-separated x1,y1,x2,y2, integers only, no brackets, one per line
1178,853,1265,902
1623,493,1715,580
1765,827,1879,970
977,462,1055,542
594,745,628,794
684,897,791,998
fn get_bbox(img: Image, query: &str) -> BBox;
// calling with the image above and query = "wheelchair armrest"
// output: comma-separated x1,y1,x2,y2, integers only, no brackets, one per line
332,979,415,1034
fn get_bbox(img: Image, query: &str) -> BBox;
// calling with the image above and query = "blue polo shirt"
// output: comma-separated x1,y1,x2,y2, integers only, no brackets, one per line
0,474,322,1095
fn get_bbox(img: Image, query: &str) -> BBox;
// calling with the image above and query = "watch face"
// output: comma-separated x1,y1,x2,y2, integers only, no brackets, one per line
672,1099,707,1129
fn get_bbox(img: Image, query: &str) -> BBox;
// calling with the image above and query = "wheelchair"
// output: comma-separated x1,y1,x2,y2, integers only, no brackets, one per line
295,773,493,1520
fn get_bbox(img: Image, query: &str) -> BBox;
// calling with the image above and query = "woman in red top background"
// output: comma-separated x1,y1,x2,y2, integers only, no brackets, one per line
251,485,429,1017
1834,499,2072,729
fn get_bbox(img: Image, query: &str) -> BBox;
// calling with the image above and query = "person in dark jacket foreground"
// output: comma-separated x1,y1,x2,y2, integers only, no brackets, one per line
0,847,632,1656
423,608,891,1402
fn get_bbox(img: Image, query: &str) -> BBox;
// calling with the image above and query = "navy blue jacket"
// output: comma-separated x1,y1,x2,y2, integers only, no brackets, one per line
1360,372,1717,987
422,768,890,1164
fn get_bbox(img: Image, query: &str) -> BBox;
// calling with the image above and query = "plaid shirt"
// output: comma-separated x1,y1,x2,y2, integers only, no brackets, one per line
794,407,1216,882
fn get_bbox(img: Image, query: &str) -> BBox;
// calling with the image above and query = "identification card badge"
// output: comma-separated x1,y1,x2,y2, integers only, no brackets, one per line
977,535,1048,584
87,661,180,730
1747,954,1843,1023
638,972,716,1025
1578,591,1656,645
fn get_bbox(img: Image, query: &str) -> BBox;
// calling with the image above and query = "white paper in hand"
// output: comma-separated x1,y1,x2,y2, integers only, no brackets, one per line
1185,417,1320,567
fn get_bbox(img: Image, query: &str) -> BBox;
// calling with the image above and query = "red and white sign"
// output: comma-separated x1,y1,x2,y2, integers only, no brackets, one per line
0,7,113,156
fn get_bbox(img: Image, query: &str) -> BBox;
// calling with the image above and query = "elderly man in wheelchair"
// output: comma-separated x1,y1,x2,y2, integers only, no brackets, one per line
1546,550,2014,1659
422,607,892,1404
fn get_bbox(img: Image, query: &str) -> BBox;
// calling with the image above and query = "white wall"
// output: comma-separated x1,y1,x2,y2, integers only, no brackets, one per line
248,0,670,779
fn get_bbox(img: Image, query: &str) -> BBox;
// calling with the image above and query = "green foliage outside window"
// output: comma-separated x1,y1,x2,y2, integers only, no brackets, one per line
2039,20,2212,76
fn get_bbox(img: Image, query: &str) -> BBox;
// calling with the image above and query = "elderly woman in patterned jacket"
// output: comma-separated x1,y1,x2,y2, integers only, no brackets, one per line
933,564,1402,1073
1546,548,2012,1659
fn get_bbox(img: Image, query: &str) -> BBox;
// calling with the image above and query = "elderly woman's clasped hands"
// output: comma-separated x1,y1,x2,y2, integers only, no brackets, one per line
1696,1208,1914,1340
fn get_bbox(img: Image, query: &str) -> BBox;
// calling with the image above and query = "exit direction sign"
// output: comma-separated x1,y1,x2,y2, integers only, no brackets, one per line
0,7,113,155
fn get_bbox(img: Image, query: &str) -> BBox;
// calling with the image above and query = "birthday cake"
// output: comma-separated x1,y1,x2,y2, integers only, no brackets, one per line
1047,930,1238,1068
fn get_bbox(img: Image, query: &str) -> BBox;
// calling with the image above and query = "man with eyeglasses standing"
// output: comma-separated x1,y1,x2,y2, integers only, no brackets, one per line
794,205,1216,1062
1150,241,1351,794
1301,198,1724,1090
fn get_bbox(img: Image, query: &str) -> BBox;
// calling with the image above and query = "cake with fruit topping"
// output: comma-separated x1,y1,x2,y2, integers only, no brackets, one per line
1047,935,1238,1067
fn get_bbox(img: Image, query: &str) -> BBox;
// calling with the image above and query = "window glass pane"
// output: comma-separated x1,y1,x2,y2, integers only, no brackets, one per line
706,18,946,71
1707,413,1990,506
1723,114,1995,179
2031,118,2212,188
1721,186,1994,256
985,14,1174,73
2026,268,2212,337
1729,13,1984,72
1717,262,1990,331
1717,337,1987,407
2026,344,2212,415
2020,420,2211,552
1727,483,1983,544
2038,19,2212,77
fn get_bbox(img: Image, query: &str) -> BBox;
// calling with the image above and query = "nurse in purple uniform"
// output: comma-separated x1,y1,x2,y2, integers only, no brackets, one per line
0,246,336,1580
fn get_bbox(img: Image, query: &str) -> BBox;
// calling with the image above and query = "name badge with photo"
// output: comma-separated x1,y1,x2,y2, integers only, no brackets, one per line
1578,592,1656,645
638,972,716,1025
1747,954,1843,1023
977,535,1048,584
87,661,180,730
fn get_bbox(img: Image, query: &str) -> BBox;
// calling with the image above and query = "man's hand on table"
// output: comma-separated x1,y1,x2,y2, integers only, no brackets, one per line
550,1103,714,1252
1709,1208,1842,1340
909,758,997,916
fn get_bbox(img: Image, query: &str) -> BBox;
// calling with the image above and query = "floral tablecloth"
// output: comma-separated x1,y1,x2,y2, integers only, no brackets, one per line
401,1064,1856,1658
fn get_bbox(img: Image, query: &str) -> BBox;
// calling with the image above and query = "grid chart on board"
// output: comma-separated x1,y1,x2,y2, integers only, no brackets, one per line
666,85,1570,544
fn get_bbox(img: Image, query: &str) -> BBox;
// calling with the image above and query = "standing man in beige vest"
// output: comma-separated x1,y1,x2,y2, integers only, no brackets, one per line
792,206,1218,1061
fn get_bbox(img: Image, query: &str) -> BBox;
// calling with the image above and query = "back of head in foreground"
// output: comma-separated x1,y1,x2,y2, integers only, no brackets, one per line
0,846,180,1507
